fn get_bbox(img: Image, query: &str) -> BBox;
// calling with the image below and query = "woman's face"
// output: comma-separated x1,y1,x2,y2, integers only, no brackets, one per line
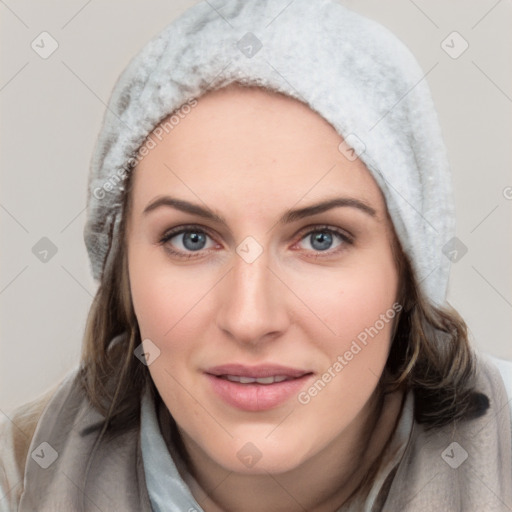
127,84,400,474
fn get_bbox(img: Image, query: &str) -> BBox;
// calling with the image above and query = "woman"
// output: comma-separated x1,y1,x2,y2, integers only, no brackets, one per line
1,0,511,511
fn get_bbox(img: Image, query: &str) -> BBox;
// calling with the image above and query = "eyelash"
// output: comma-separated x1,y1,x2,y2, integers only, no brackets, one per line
158,224,354,260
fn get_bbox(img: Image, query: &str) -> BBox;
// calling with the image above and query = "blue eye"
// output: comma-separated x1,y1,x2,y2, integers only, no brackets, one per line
160,226,215,257
159,224,353,260
301,230,341,252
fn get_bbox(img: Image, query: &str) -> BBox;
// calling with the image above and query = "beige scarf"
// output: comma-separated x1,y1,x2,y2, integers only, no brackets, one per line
15,354,511,511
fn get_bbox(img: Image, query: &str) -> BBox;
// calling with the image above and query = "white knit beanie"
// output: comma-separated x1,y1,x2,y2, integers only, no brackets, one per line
84,0,455,307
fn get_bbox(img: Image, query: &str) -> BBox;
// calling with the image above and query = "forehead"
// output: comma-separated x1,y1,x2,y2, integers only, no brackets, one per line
129,84,386,216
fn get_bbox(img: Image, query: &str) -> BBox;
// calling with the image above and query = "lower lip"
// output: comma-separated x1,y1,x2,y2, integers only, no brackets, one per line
205,373,313,412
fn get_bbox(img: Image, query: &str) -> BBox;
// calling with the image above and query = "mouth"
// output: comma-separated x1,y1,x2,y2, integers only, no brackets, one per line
216,374,296,384
204,364,314,411
205,363,311,379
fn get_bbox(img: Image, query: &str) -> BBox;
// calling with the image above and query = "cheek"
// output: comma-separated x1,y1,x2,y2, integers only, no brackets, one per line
129,267,172,341
309,256,399,347
128,248,215,393
128,257,199,407
295,263,399,430
299,250,399,408
128,243,197,341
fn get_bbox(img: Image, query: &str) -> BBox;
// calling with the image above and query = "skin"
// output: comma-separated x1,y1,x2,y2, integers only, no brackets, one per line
126,83,405,512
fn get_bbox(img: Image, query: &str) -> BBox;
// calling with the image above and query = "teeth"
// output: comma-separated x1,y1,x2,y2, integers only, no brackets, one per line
224,375,291,384
253,376,275,384
240,376,257,384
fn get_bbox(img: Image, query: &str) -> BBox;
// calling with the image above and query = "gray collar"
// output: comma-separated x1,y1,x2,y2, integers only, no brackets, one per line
140,388,204,512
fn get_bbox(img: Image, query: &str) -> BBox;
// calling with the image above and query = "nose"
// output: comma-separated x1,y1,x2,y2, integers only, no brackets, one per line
215,249,291,347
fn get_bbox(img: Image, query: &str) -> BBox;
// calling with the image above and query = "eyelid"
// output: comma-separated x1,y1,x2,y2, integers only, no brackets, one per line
294,223,354,243
159,224,217,245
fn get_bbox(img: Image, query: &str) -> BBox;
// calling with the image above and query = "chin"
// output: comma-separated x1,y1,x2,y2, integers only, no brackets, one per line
205,436,314,475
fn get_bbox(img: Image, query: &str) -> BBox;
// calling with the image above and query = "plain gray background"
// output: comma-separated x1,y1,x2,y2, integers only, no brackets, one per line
1,0,511,413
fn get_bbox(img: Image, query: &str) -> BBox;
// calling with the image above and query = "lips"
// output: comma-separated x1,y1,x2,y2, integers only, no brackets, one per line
205,363,310,379
204,363,314,411
223,375,290,384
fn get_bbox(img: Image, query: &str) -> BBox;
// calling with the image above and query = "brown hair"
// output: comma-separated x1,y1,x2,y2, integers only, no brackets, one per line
385,244,489,429
78,153,489,444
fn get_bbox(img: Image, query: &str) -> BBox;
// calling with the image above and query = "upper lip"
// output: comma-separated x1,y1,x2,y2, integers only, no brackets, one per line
205,364,312,379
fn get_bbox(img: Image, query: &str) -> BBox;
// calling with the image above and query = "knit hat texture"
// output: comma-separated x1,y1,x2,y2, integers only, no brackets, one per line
84,0,455,307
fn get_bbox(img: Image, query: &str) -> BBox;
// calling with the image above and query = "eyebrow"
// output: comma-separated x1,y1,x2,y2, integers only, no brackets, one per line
142,195,377,224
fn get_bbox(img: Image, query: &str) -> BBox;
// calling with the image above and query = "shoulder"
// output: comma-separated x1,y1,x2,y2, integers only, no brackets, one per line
478,351,512,425
483,352,512,386
0,368,80,511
